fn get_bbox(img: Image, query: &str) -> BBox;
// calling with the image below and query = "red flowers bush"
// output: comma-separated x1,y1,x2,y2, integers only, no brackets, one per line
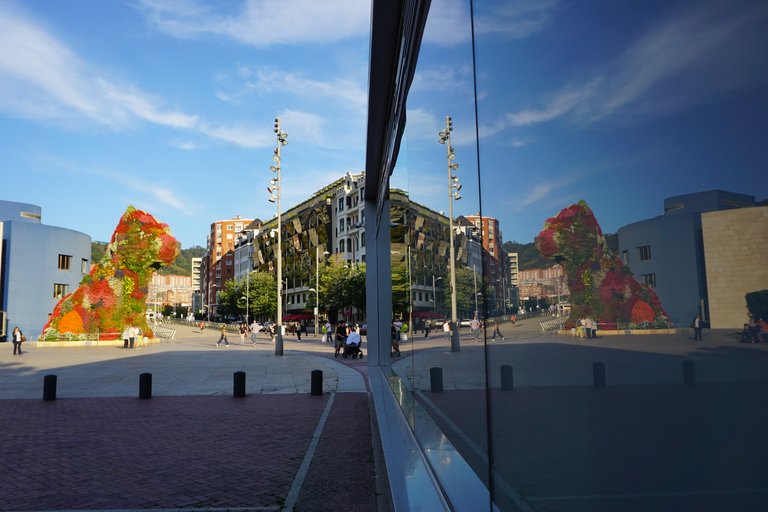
536,200,669,328
41,206,179,339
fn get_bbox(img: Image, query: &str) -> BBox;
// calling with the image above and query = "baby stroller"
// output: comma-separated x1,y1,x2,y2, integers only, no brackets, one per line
343,339,363,359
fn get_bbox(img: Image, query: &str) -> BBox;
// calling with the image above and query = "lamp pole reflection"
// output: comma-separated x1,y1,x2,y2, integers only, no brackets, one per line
439,115,461,352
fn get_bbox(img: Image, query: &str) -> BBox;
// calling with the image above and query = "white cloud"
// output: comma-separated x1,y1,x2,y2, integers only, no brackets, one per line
278,110,328,147
198,122,273,149
242,67,368,113
170,140,202,151
505,78,602,127
148,186,189,212
424,0,560,46
136,0,370,47
518,183,555,208
499,0,768,130
0,4,288,150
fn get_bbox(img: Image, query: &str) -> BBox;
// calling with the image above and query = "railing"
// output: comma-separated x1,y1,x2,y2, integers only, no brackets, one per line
151,325,177,339
540,318,565,331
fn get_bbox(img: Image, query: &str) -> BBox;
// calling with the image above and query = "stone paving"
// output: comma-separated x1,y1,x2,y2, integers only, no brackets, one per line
0,325,380,512
394,323,768,512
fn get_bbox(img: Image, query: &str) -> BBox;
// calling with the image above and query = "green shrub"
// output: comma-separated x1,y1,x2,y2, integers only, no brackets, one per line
746,289,768,321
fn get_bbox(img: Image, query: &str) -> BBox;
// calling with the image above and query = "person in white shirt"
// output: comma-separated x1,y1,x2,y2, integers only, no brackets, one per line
470,318,481,340
344,327,363,358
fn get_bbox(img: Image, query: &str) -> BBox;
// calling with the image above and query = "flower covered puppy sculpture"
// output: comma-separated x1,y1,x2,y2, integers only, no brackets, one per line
42,206,179,339
535,200,669,328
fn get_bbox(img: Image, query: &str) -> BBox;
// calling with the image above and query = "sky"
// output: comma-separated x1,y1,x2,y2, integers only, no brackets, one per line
1,0,766,249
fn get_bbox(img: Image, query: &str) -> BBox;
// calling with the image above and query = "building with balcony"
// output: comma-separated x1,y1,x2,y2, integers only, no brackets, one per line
202,216,253,318
463,214,506,314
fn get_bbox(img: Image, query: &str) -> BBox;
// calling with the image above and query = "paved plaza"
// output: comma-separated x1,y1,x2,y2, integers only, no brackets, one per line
0,325,379,512
394,322,768,512
2,320,767,511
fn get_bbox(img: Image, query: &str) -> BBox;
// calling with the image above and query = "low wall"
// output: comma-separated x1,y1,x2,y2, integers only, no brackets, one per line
28,338,160,348
558,329,679,336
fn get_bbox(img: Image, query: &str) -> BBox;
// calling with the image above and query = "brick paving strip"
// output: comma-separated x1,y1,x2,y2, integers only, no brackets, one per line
0,395,334,511
294,393,379,512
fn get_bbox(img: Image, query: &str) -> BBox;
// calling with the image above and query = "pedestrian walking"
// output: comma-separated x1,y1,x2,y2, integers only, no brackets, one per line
334,321,348,357
11,326,24,355
470,317,481,341
129,325,139,349
424,319,431,339
121,325,131,349
239,323,247,344
391,321,401,357
443,320,452,341
217,325,230,346
491,319,505,340
692,313,703,341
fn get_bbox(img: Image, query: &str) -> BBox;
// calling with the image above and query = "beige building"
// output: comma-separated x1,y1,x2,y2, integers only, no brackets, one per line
702,206,768,328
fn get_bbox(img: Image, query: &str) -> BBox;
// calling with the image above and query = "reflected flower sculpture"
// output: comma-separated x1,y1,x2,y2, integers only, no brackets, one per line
41,206,179,340
536,200,669,328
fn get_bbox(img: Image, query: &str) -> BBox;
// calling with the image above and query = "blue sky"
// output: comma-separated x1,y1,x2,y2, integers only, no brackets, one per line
1,0,765,248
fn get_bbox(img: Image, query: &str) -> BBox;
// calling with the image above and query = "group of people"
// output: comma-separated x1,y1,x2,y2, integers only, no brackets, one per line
573,317,598,340
741,315,767,344
323,320,364,359
121,325,143,349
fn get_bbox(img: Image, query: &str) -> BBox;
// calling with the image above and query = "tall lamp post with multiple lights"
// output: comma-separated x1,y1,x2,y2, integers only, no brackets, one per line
439,115,462,352
268,117,288,356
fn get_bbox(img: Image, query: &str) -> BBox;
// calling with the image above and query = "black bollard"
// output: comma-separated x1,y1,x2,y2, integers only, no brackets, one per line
139,373,152,399
593,362,606,388
430,367,443,393
682,360,696,385
500,365,514,391
43,374,57,401
310,369,323,396
234,371,246,397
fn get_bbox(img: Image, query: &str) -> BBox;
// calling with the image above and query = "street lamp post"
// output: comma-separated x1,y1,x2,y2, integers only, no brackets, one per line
268,117,288,355
473,265,478,319
439,115,461,352
408,245,413,338
309,247,329,338
432,276,443,312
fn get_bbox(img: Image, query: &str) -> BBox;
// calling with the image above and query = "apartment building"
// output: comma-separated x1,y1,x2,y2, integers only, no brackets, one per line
203,216,253,317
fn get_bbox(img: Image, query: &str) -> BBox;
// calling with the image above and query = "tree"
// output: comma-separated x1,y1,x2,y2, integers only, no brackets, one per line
218,272,277,320
391,262,409,317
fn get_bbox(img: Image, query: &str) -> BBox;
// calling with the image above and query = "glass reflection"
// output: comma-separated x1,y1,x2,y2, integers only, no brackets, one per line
389,0,767,510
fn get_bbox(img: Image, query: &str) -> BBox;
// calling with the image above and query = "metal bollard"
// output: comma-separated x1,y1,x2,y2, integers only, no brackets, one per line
593,362,606,388
430,367,443,393
234,371,246,397
139,373,152,399
500,365,514,391
310,370,323,396
43,374,57,401
682,360,696,385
